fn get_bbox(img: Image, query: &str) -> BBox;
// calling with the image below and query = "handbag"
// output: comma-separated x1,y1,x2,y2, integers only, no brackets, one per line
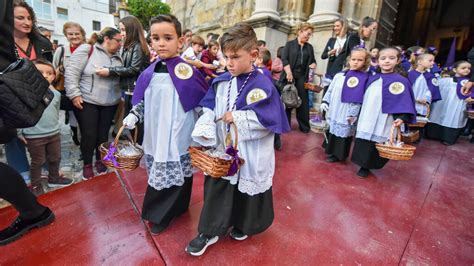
53,46,65,91
0,58,53,128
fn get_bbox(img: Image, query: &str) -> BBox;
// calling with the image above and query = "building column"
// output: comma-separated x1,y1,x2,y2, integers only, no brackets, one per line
249,0,280,20
308,0,340,24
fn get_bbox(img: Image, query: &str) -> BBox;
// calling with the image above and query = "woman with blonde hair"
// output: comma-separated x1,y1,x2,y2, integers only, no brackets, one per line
321,17,351,79
280,22,317,134
53,21,87,146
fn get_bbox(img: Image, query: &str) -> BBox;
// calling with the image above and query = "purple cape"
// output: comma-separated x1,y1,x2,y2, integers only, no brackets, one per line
131,56,208,112
368,72,417,123
423,72,442,101
341,70,369,104
455,76,470,100
200,70,290,134
256,66,273,82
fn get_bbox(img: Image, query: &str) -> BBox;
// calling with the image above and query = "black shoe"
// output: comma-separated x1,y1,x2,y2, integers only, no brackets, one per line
47,176,74,188
0,208,55,245
185,233,219,256
326,155,340,163
229,228,248,241
274,135,282,151
150,221,170,235
357,167,370,178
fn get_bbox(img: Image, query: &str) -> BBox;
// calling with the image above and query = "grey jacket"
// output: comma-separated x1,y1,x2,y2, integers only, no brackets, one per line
65,43,122,106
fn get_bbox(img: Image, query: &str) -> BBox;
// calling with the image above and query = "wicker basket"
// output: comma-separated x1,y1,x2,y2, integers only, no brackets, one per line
310,119,328,134
304,74,324,93
409,103,430,128
189,121,245,178
376,125,416,160
99,125,144,171
401,130,420,143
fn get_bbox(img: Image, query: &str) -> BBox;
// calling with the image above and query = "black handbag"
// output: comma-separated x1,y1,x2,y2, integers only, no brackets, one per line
0,58,53,128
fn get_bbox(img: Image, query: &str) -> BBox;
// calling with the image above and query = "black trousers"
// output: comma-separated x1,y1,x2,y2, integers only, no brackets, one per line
198,176,274,236
285,72,310,132
0,163,46,219
73,102,118,165
141,176,193,225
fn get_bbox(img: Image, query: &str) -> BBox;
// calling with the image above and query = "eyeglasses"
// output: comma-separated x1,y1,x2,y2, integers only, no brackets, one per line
112,38,122,43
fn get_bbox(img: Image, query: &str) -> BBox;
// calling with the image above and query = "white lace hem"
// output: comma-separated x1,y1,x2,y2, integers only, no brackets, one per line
145,153,193,190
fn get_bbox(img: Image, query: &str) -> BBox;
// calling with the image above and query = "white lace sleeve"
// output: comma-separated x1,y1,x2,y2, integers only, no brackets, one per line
191,108,217,147
346,103,361,117
232,110,270,142
130,100,145,122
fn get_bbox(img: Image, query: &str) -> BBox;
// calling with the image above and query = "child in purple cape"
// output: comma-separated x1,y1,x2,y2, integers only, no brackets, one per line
122,14,208,234
425,60,472,145
351,47,416,178
321,47,370,163
185,23,289,256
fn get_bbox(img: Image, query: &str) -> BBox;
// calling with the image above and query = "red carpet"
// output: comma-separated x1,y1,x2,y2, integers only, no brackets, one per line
1,130,473,264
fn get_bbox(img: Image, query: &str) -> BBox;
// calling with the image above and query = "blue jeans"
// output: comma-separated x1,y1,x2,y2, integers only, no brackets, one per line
308,91,314,109
5,137,30,174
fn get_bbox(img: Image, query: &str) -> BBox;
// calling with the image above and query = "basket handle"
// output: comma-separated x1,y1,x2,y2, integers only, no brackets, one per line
114,125,138,146
215,118,239,149
389,124,402,146
425,103,430,118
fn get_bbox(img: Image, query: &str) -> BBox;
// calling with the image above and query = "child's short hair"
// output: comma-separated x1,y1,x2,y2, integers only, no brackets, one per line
370,47,379,52
258,48,271,65
208,40,219,49
276,46,284,59
32,58,55,72
257,40,266,47
191,35,205,46
149,14,182,37
220,23,257,53
415,53,433,66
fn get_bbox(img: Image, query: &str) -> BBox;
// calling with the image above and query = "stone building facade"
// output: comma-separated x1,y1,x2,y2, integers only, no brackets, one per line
167,0,382,76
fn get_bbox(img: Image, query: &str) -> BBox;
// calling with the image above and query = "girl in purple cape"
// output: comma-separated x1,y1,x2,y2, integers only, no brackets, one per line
321,47,370,163
122,15,208,234
425,60,472,145
185,23,289,256
351,47,416,178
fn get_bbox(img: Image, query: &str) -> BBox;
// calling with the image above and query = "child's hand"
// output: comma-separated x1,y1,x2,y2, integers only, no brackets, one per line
393,118,403,127
222,112,234,124
18,135,27,145
95,68,110,77
416,99,427,104
347,116,357,125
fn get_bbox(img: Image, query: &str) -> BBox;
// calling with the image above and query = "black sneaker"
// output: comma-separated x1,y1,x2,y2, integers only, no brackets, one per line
150,221,170,235
0,208,55,245
230,228,248,241
185,233,219,256
47,176,74,188
326,155,340,163
357,167,370,178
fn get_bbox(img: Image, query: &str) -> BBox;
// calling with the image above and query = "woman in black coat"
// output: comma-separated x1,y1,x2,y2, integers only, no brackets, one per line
280,22,317,133
0,0,54,246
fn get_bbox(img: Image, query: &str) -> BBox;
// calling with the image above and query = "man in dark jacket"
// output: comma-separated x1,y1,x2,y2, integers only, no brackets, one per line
0,0,55,246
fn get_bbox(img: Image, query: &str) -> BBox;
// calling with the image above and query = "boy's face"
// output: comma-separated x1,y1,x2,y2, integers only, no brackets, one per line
223,48,257,77
150,22,183,59
255,55,264,67
192,43,204,54
35,63,55,84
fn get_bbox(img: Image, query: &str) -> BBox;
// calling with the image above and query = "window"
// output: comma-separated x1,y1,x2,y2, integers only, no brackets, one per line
26,0,52,20
93,21,101,31
57,7,68,20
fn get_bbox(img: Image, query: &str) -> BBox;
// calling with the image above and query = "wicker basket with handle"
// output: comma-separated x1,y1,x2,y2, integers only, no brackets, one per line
409,103,430,128
99,125,144,171
376,125,416,160
304,73,324,93
189,120,245,178
401,130,420,143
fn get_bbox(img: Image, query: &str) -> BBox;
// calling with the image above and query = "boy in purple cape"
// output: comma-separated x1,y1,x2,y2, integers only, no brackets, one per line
321,48,370,163
185,23,289,256
351,47,416,178
122,14,208,234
